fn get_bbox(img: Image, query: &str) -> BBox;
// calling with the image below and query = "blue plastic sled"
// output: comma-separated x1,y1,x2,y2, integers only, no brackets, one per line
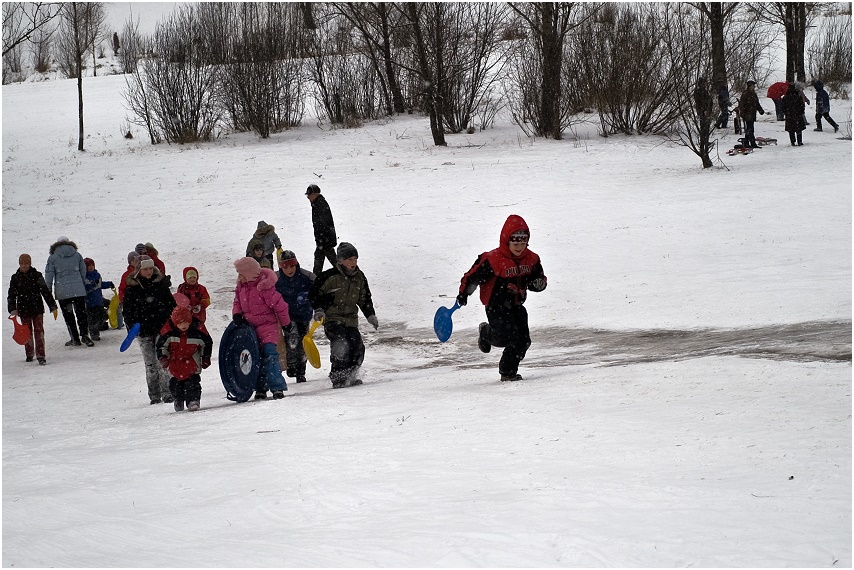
119,323,141,352
433,301,460,343
218,320,260,403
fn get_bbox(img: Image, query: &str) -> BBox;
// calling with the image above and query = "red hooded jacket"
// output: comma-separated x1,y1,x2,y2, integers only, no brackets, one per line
156,318,213,380
176,266,211,323
459,215,547,308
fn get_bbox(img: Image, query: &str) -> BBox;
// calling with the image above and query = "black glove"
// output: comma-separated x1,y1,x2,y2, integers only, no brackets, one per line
528,278,547,292
202,357,211,369
283,323,299,350
456,293,467,307
233,313,244,324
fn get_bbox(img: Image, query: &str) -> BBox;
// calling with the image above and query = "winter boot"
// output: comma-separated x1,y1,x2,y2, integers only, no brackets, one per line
500,373,523,382
37,358,46,365
26,356,33,362
254,391,268,400
162,394,174,403
174,400,185,412
150,398,161,405
478,323,491,354
272,390,285,399
65,338,82,347
330,370,347,389
187,401,200,411
82,336,95,347
296,375,307,383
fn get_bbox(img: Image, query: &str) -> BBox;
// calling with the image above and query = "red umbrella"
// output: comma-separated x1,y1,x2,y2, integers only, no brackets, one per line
767,82,789,100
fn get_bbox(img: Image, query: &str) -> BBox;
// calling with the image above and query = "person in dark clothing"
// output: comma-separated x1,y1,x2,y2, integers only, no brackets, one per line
123,255,177,404
83,257,114,341
7,253,58,364
306,184,338,277
308,242,377,389
783,83,806,146
275,250,315,383
457,215,547,382
738,80,765,148
715,83,730,129
812,80,839,133
245,221,282,268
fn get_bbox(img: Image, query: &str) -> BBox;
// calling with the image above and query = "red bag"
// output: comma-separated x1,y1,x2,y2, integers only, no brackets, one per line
9,314,31,345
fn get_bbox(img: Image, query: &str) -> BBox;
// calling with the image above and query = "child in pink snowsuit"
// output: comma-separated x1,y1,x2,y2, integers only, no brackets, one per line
232,257,293,399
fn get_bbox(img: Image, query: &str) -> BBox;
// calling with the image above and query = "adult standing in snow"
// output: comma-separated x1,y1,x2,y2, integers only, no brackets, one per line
8,253,58,365
738,80,765,148
45,236,94,347
714,83,729,129
123,255,177,404
782,83,806,146
456,215,547,382
812,80,839,133
245,221,282,269
306,184,338,277
308,242,377,389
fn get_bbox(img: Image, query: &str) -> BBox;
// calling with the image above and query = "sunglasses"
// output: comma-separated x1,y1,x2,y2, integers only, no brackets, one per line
509,235,529,244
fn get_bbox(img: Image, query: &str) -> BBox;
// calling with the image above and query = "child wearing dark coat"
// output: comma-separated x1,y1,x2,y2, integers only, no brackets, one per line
7,253,58,364
308,242,378,389
83,257,114,341
275,250,315,383
156,305,213,412
456,215,547,382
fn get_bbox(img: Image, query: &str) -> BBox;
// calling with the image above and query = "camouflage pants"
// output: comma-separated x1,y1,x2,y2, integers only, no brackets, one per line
138,335,170,402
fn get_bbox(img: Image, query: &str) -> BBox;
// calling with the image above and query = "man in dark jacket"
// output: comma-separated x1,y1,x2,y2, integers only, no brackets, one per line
738,80,765,148
123,255,177,404
8,253,57,364
783,83,806,146
306,184,338,277
308,242,377,389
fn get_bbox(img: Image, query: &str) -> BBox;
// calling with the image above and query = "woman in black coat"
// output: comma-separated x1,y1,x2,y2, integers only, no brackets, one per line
782,83,806,146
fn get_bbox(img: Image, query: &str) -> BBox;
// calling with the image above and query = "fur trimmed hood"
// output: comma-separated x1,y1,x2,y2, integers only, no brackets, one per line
49,239,78,255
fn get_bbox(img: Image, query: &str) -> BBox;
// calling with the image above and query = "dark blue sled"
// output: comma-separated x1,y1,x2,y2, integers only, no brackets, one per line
219,320,260,403
119,323,141,352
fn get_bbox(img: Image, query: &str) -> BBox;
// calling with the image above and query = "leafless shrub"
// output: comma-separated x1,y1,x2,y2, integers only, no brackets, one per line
2,40,23,83
124,5,221,144
119,16,145,74
723,13,774,90
216,2,306,137
30,25,53,73
807,13,852,87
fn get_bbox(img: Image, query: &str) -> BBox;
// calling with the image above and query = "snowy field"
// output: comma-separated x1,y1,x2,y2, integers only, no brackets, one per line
2,64,851,566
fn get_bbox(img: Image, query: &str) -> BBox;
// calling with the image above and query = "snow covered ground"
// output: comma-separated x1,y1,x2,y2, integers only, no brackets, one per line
2,65,851,566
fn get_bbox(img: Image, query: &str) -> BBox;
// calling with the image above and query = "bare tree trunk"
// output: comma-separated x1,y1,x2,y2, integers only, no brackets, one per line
406,3,445,146
539,3,562,140
707,3,727,88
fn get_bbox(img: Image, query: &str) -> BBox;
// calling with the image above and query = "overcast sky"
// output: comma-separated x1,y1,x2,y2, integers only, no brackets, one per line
105,2,181,35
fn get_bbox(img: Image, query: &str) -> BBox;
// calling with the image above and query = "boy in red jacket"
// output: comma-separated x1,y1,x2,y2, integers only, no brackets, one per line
156,305,213,412
457,214,547,382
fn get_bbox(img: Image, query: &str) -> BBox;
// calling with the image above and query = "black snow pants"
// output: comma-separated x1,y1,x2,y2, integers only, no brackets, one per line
482,303,531,376
169,375,202,404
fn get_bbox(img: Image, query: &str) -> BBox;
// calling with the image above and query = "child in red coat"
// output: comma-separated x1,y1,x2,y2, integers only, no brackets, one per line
176,266,211,323
156,305,213,412
457,214,547,382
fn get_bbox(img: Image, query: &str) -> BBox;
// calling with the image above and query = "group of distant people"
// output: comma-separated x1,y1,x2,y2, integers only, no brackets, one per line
8,184,549,414
711,78,840,148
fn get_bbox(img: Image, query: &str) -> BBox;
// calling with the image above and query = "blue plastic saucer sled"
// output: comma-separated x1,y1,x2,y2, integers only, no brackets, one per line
433,301,460,343
119,323,140,352
219,320,260,402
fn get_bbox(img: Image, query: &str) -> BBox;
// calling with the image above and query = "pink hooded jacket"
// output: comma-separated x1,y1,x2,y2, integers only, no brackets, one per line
232,268,291,344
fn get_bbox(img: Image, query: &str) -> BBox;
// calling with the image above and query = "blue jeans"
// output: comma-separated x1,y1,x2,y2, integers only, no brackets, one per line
257,343,287,392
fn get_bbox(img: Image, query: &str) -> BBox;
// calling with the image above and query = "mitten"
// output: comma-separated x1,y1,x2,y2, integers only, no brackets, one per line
233,313,244,324
367,315,378,330
9,310,16,317
202,357,211,369
455,293,467,307
313,309,325,322
528,278,547,292
159,357,169,369
192,305,201,314
283,323,299,349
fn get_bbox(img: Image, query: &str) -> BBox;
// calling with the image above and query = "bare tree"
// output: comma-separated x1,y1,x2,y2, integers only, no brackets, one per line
807,11,852,90
689,2,739,90
332,2,407,115
508,2,598,140
31,24,54,73
3,2,61,56
748,2,818,82
56,2,105,151
218,2,306,137
124,5,222,144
